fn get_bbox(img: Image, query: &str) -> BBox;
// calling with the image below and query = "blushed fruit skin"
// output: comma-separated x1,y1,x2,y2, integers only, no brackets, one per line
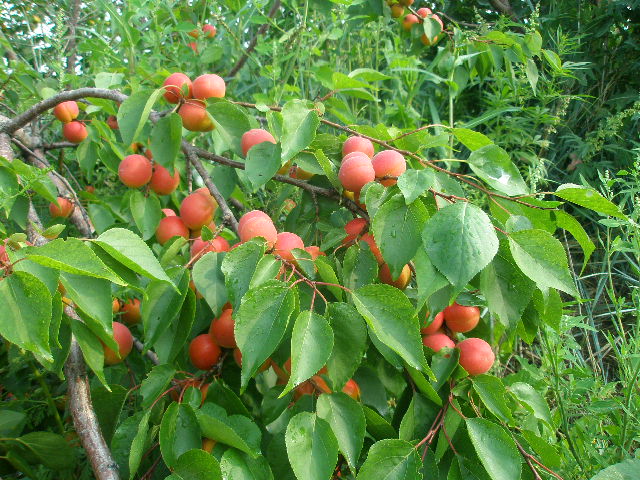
342,136,375,159
188,28,200,38
342,379,361,400
180,188,218,230
178,100,214,131
192,74,226,99
208,308,236,348
422,333,455,352
416,7,432,17
371,150,406,186
163,72,192,103
155,216,189,245
421,311,444,335
203,24,216,38
62,121,88,143
238,210,272,234
150,164,180,195
121,298,141,325
107,115,118,130
189,334,221,370
274,232,305,262
379,263,411,290
53,101,79,123
103,322,134,365
305,246,325,260
343,217,367,244
294,381,315,400
191,236,230,258
49,197,74,218
241,129,276,157
339,155,375,193
402,14,420,31
118,154,153,188
239,216,278,247
457,338,495,375
443,302,480,333
360,233,384,264
162,208,176,217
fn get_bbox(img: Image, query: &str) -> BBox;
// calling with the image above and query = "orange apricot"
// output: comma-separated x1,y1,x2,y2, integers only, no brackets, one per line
179,188,218,230
150,165,180,195
305,246,325,260
191,236,230,258
49,197,74,218
208,308,236,348
390,4,404,17
421,311,444,335
53,101,79,123
103,322,133,365
338,155,375,193
155,216,189,245
343,218,367,244
118,154,152,188
189,334,221,370
203,24,216,38
342,136,374,159
163,72,192,103
192,74,225,99
457,338,494,375
274,232,305,262
121,298,141,325
422,333,455,352
360,233,384,264
342,379,361,400
107,115,118,130
178,100,214,132
241,129,276,157
239,216,277,247
379,263,411,290
62,121,87,143
443,302,480,333
112,298,120,313
371,150,406,186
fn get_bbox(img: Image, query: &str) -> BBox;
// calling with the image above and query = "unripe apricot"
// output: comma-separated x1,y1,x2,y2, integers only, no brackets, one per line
379,263,411,290
203,24,216,38
191,236,230,258
107,115,119,130
422,333,455,352
180,188,218,230
390,4,404,17
343,218,367,244
103,322,133,365
360,233,384,264
342,379,361,400
402,14,420,31
241,129,276,157
121,298,141,325
192,74,226,99
62,121,88,143
421,311,444,335
179,100,214,132
163,72,192,103
239,216,278,247
372,150,406,186
339,155,375,193
457,338,494,375
443,302,480,333
118,154,152,188
305,246,325,260
208,308,236,348
53,101,79,123
189,334,221,370
238,210,272,234
162,208,177,217
274,232,305,262
155,216,189,245
150,165,180,195
342,136,374,159
49,197,74,218
202,438,217,453
112,298,120,313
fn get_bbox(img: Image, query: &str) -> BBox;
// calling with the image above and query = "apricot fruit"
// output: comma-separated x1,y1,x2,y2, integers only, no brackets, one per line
208,308,236,348
360,233,384,264
53,101,79,123
189,334,221,370
241,129,276,157
188,28,199,38
238,210,272,234
379,263,411,290
390,4,404,17
372,150,406,186
191,235,230,258
339,155,375,193
150,164,180,195
342,379,361,400
103,322,133,365
422,333,455,352
416,7,432,17
162,208,176,217
274,232,305,262
62,121,88,143
112,298,120,313
305,246,325,260
155,216,189,245
180,188,218,230
192,74,225,99
49,197,74,218
443,302,480,333
421,311,444,335
202,438,217,453
293,381,315,400
239,216,277,247
342,136,374,159
399,0,414,5
402,14,420,31
179,100,214,132
121,298,141,325
118,154,152,188
203,24,216,38
107,115,118,130
343,218,367,244
290,165,314,180
85,185,95,194
163,72,192,103
457,338,495,375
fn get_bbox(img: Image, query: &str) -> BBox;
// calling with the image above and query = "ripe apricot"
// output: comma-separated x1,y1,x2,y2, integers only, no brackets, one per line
241,129,276,157
107,115,118,130
62,121,88,143
238,210,272,234
162,208,176,217
457,338,494,375
239,216,277,247
305,246,325,260
192,74,225,99
53,101,79,123
188,28,200,38
379,263,411,290
163,72,192,103
290,165,314,180
112,298,120,313
188,42,198,53
342,379,361,400
416,7,432,17
191,236,230,258
179,100,214,132
402,13,419,30
421,311,444,335
371,150,406,186
49,197,74,218
443,302,480,333
103,321,133,365
360,233,384,264
343,218,367,244
339,155,375,193
150,165,180,195
274,232,305,262
208,308,236,348
121,298,141,325
189,334,221,370
155,216,189,245
203,24,216,38
342,136,374,159
118,154,152,188
422,333,455,352
180,188,218,230
390,4,404,17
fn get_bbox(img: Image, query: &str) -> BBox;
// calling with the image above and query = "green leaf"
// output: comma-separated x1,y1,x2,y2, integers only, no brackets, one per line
0,271,51,358
356,439,422,480
314,149,341,190
160,403,201,468
352,284,427,371
452,128,493,151
423,202,499,290
70,320,108,387
91,383,128,445
282,311,334,396
94,228,172,285
208,101,252,156
555,210,595,271
129,190,161,241
373,194,428,278
317,393,366,470
362,406,397,440
509,382,552,426
399,392,440,442
472,375,513,424
196,403,262,457
117,89,164,146
342,243,379,291
205,381,251,417
129,410,151,479
142,268,189,348
363,182,388,219
250,254,283,290
150,113,182,169
508,229,578,296
526,58,539,93
193,252,228,314
325,303,367,390
467,145,528,196
285,412,338,480
221,240,265,310
555,184,625,219
246,142,282,191
590,459,640,480
6,248,59,296
220,449,273,480
280,100,320,161
155,289,196,364
173,449,223,480
12,432,74,470
465,418,521,480
140,364,176,409
397,169,435,204
413,249,449,312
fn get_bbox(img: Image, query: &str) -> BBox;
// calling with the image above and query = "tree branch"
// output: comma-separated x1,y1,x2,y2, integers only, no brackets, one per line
66,0,82,73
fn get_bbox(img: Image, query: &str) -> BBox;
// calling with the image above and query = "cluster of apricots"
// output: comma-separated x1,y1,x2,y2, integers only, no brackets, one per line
421,303,495,375
389,2,445,46
53,100,88,143
386,0,414,18
187,23,217,53
101,298,142,364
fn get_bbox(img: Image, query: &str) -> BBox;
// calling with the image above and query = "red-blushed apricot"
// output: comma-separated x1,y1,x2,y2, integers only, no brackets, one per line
293,381,315,400
203,24,216,38
342,379,361,400
421,311,444,335
457,338,495,375
85,185,95,194
360,233,384,264
239,216,278,247
189,334,221,370
155,216,189,245
208,308,236,348
62,121,88,143
422,333,455,352
112,298,120,313
390,4,404,17
179,100,214,132
339,155,375,193
188,28,200,38
379,263,411,290
274,232,305,262
53,101,79,123
238,210,272,234
188,42,198,53
402,14,420,30
241,129,276,157
107,115,118,130
121,298,141,325
290,165,314,180
162,208,176,217
49,197,74,218
416,7,432,17
342,136,375,159
117,154,152,188
372,150,406,186
202,438,217,453
163,72,192,103
305,246,325,260
310,375,332,394
343,218,367,244
191,236,230,258
192,74,226,99
103,322,133,365
180,188,218,230
443,302,480,333
150,164,180,195
342,152,370,164
230,242,243,250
